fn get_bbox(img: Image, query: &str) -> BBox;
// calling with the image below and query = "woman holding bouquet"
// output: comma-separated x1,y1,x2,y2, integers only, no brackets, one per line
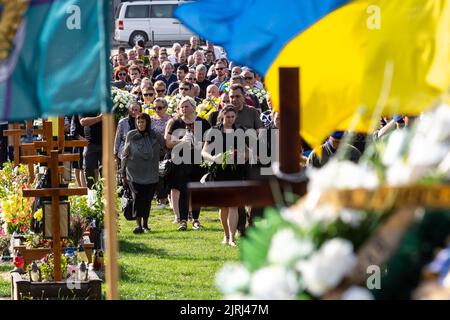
166,97,211,231
202,105,248,246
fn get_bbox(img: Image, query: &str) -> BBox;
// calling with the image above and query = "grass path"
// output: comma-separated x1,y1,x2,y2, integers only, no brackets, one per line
117,204,239,300
0,204,239,300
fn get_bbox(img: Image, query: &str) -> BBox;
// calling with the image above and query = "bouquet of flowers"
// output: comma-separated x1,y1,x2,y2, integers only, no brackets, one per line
196,97,220,120
166,93,182,116
23,231,48,249
111,86,136,124
0,162,34,235
247,87,270,112
201,149,238,179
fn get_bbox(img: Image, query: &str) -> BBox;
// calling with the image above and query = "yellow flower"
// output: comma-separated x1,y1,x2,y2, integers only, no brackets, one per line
33,208,43,222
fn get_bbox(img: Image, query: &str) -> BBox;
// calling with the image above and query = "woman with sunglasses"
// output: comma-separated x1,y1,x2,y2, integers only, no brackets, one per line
121,113,165,234
154,80,167,99
151,98,172,210
114,101,142,169
114,66,130,83
165,97,211,231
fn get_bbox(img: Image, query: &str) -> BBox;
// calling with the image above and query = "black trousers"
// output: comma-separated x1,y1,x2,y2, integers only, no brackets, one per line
129,182,157,219
172,164,205,222
83,144,102,188
156,175,169,200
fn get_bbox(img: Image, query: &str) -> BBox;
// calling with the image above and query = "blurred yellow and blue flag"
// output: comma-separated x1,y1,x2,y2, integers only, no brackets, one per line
0,0,111,121
176,0,450,147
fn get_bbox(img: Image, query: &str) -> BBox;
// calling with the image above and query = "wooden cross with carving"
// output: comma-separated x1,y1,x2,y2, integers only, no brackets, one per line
189,68,308,208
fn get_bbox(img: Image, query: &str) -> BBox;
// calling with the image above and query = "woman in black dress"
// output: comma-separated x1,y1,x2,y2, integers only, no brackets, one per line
202,106,248,246
166,97,211,231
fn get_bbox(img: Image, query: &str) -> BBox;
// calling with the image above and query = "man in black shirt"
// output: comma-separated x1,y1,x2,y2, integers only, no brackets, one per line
80,113,103,189
195,64,212,99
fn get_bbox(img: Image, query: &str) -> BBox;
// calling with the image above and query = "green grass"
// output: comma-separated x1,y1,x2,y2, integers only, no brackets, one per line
0,203,238,300
117,203,239,300
0,263,13,298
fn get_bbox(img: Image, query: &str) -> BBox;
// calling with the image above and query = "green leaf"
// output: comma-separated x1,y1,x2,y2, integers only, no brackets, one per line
240,207,296,272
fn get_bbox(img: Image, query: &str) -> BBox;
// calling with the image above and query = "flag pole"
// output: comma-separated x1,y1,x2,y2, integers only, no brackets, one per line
102,113,119,300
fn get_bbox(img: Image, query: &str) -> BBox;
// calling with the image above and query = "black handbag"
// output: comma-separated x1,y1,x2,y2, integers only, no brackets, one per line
122,187,135,221
159,159,173,177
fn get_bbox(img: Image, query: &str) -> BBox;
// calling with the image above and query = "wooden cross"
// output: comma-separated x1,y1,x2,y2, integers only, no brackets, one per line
32,118,88,153
4,123,32,166
4,122,43,183
23,150,87,281
18,119,88,281
189,68,307,208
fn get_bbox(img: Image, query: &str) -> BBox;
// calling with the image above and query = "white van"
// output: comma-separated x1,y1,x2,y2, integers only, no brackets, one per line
114,0,196,46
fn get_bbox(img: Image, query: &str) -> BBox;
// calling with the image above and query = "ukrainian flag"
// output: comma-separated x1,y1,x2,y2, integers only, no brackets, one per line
176,0,450,147
0,0,111,121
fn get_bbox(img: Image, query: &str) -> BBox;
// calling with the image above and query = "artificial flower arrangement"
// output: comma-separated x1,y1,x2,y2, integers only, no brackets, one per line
246,87,270,112
216,103,450,300
24,253,69,282
216,205,382,300
70,179,106,232
166,93,182,116
23,229,49,249
69,179,121,240
0,162,35,235
196,97,220,120
111,86,136,124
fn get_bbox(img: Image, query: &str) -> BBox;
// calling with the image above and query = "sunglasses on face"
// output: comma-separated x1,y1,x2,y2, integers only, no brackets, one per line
118,73,127,76
215,67,225,71
179,87,190,91
156,89,166,93
186,77,195,81
143,93,154,97
152,106,166,111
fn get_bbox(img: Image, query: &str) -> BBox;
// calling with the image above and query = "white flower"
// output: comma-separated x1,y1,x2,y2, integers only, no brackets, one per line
408,135,448,168
342,286,374,300
268,229,314,266
437,152,450,178
382,130,409,166
250,266,300,300
296,238,356,297
215,262,251,295
385,159,414,186
339,209,363,228
281,203,339,228
307,160,379,192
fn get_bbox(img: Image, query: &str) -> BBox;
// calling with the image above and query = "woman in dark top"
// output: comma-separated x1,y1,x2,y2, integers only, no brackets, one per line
121,113,165,234
202,106,248,246
166,97,211,231
70,115,87,187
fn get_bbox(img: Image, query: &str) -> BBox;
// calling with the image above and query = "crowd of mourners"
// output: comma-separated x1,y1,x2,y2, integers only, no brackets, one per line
0,37,413,247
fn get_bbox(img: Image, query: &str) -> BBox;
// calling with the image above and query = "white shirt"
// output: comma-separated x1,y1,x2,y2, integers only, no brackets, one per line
168,54,178,65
